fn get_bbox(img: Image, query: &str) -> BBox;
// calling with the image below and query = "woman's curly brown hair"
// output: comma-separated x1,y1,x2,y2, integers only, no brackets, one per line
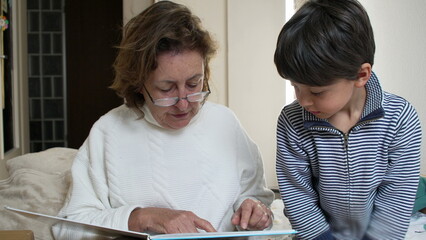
110,1,217,111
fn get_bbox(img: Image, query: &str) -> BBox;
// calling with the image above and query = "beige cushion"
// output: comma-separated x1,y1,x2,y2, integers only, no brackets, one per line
0,147,77,240
5,147,76,175
270,199,292,231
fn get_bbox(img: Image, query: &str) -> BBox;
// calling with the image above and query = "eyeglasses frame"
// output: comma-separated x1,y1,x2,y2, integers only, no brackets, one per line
143,82,211,107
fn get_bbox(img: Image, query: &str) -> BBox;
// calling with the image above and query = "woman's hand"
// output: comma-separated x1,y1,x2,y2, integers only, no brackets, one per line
128,207,216,234
231,199,273,230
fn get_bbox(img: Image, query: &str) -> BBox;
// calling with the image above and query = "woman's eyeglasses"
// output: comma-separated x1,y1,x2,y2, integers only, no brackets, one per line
143,83,210,107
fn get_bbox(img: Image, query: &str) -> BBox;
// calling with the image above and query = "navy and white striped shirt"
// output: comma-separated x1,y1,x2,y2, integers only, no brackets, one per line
276,72,421,240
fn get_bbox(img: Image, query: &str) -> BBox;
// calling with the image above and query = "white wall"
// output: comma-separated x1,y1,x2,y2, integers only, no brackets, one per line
227,0,286,188
359,0,426,175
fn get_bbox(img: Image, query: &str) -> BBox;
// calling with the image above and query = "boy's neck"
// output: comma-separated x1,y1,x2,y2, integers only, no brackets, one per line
328,87,366,133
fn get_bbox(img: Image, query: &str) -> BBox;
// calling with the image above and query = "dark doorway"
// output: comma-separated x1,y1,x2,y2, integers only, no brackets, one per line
65,0,123,148
2,2,13,152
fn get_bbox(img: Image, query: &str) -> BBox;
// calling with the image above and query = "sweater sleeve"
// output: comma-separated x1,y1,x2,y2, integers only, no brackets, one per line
53,121,143,239
364,102,421,239
276,109,330,239
232,115,275,213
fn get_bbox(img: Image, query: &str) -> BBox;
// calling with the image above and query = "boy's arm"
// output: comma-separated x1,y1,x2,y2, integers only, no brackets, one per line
365,103,422,239
276,113,331,239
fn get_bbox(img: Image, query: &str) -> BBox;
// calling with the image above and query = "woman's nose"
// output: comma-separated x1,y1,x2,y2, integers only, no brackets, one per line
174,93,189,110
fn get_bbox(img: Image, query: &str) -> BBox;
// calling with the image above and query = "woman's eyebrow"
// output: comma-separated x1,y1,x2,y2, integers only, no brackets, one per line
158,74,204,84
186,73,204,81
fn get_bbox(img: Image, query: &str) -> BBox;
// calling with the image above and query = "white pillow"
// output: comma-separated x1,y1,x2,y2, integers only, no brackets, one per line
271,199,292,230
6,147,77,175
0,147,77,240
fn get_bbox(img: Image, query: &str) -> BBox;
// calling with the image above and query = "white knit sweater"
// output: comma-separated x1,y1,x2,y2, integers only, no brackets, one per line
54,102,274,239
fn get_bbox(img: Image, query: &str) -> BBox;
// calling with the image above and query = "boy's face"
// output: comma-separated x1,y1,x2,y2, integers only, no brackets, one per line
291,78,364,120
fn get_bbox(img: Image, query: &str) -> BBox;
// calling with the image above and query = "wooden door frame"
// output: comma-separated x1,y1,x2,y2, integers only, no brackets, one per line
0,0,29,178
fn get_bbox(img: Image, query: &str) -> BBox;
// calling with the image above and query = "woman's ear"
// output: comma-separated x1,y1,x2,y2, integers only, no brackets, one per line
355,63,372,88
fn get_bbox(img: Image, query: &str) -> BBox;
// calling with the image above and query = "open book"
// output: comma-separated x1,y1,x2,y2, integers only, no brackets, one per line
5,206,296,240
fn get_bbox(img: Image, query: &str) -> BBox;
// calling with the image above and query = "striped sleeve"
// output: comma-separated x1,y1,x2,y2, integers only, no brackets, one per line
365,99,421,239
276,105,330,239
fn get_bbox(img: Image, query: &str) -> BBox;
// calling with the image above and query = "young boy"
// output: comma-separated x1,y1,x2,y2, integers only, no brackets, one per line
273,0,422,239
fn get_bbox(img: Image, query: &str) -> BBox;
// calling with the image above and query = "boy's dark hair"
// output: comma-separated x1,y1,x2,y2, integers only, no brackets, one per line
274,0,375,86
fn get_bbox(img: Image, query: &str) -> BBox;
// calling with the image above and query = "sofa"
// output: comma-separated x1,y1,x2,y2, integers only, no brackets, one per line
0,148,77,239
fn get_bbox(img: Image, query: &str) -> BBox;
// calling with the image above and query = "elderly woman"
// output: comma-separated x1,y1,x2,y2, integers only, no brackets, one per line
53,1,274,239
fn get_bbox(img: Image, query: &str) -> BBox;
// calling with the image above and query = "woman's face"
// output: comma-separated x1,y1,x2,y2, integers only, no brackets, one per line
141,50,205,130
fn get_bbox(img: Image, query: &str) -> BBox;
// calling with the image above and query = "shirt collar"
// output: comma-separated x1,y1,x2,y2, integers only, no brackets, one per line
141,104,163,128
